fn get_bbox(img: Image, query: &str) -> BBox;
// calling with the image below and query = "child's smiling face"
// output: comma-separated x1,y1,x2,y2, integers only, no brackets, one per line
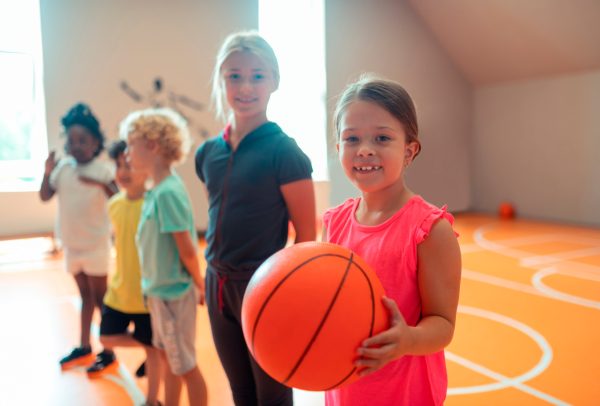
221,51,277,119
337,100,417,194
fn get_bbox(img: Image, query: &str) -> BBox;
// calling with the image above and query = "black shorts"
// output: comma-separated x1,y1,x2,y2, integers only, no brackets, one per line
100,304,153,346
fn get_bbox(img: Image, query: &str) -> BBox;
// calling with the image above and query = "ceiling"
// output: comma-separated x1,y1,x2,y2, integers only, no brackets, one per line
406,0,600,85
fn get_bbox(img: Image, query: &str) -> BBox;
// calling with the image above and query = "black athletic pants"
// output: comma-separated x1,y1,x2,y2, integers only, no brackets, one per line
206,270,294,406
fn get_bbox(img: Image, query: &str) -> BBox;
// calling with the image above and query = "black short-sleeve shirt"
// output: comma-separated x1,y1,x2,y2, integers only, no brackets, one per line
195,122,313,275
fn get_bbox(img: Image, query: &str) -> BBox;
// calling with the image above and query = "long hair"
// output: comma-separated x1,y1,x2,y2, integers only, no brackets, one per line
211,31,280,123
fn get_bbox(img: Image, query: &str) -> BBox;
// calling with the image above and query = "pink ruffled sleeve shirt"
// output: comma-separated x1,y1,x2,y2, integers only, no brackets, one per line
323,195,456,406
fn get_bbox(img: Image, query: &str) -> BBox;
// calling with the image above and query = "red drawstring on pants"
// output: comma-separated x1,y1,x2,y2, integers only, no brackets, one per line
217,274,228,312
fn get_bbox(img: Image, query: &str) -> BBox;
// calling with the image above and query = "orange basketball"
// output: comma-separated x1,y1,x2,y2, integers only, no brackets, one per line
241,241,389,391
498,202,516,219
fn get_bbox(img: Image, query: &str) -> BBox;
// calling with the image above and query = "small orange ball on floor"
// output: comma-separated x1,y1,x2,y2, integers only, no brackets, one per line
498,202,516,219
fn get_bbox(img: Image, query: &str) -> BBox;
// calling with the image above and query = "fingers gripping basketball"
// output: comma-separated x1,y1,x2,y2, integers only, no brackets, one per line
241,242,389,391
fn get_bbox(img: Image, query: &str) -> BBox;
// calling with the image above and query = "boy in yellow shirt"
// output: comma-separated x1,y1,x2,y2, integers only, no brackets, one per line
87,140,161,406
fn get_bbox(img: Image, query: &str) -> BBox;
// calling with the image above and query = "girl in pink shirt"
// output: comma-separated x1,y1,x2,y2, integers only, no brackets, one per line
323,75,462,405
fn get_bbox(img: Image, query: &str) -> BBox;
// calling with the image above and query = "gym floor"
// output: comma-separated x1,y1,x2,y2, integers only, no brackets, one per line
0,213,598,405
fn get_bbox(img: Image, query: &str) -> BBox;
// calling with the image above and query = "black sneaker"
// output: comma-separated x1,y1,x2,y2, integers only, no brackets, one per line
86,350,117,378
135,361,146,378
60,346,94,370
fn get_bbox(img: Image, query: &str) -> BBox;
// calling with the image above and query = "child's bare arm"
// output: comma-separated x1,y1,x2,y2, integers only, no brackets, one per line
415,219,462,348
172,230,205,305
281,179,316,243
356,219,461,375
40,151,57,201
79,177,119,198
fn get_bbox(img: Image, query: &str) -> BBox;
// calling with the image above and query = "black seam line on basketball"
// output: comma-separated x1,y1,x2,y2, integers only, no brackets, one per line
250,253,355,353
325,367,357,391
324,257,377,389
282,253,354,385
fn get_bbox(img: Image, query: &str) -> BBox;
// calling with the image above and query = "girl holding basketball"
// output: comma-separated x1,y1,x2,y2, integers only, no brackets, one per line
195,31,316,405
323,75,461,406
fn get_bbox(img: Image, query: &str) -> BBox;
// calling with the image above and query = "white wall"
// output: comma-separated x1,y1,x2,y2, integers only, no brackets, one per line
0,0,335,238
0,0,256,237
325,0,472,211
472,70,600,226
4,2,597,236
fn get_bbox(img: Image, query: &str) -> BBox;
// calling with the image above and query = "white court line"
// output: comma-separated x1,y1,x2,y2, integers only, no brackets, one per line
521,246,600,267
476,233,568,247
67,299,146,406
532,268,600,310
448,306,568,405
463,267,600,311
103,364,146,405
446,353,568,406
471,226,600,248
473,226,531,259
462,269,549,298
549,262,600,280
496,233,600,248
473,224,600,268
473,225,600,265
471,224,600,311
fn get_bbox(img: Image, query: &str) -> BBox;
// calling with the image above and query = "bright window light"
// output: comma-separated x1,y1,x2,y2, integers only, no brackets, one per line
0,0,48,192
259,0,328,181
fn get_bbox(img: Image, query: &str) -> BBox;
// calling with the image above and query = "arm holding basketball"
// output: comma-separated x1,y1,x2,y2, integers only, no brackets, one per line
356,219,461,375
281,179,316,243
173,230,206,305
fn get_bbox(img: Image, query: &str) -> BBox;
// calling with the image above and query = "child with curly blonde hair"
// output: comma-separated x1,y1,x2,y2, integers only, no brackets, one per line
121,107,207,406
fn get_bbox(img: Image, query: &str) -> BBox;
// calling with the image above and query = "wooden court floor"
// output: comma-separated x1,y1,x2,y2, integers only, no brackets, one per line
0,213,598,405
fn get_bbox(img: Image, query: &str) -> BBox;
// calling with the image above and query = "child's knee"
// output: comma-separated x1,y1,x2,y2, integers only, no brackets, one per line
99,334,116,347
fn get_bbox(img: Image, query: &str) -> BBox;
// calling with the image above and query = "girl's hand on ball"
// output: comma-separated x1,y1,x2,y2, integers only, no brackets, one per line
355,296,412,376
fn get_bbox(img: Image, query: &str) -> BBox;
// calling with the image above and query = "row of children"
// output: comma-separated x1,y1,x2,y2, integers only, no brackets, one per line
40,30,461,406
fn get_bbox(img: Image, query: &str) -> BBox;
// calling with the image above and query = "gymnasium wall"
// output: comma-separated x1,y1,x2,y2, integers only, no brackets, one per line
324,0,473,211
0,0,473,237
472,70,600,226
10,2,594,236
0,0,251,237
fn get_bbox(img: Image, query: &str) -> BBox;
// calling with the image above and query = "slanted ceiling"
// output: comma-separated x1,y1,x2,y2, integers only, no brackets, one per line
406,0,600,85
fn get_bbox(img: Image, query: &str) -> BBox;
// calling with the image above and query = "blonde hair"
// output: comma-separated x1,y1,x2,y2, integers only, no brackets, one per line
119,107,191,164
211,31,280,122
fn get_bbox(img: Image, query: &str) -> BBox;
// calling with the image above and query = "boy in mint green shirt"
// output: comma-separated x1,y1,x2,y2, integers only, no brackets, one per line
121,107,207,406
137,173,198,299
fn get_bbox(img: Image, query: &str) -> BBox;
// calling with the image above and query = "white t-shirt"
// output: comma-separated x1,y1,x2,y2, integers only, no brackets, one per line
49,156,115,251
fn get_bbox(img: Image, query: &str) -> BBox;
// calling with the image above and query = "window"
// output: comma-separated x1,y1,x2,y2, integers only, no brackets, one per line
259,0,328,181
0,0,47,192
